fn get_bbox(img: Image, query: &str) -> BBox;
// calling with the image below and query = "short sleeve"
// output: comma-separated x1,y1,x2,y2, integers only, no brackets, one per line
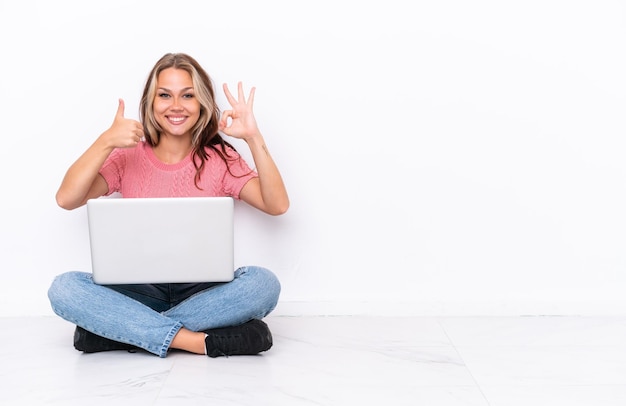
99,148,126,196
215,148,258,199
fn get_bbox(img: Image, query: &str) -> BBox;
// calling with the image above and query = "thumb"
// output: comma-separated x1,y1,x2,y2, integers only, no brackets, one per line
116,98,125,118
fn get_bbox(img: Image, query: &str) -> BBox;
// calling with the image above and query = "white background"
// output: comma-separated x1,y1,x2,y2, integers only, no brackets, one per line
1,0,624,317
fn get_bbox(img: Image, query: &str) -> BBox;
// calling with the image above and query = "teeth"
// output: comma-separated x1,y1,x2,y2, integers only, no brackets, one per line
169,117,185,122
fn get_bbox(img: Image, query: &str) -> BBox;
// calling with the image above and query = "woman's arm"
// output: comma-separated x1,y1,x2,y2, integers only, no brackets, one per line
56,99,144,210
238,133,289,216
220,83,289,216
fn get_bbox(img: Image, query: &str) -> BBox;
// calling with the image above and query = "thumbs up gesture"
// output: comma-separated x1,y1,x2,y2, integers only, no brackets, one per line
103,99,144,148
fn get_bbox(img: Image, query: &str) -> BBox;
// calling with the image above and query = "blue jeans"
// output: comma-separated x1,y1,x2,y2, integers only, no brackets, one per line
47,266,281,358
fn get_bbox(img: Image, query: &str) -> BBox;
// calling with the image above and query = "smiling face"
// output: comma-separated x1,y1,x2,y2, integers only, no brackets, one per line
152,67,201,140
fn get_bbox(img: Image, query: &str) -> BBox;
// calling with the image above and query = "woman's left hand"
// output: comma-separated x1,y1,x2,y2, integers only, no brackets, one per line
219,82,260,141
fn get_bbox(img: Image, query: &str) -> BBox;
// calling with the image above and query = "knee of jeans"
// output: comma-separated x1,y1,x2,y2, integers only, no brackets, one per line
249,266,281,310
267,269,282,300
47,271,88,312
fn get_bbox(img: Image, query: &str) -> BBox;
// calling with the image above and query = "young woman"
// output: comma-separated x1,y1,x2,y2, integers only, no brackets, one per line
48,53,289,358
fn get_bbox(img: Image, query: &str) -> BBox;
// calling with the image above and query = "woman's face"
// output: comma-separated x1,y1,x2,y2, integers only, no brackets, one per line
153,67,201,139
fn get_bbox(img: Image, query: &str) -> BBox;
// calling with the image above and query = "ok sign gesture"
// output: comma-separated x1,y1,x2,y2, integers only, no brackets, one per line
219,82,260,141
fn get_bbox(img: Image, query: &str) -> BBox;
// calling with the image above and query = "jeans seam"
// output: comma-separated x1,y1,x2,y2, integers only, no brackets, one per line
160,322,184,358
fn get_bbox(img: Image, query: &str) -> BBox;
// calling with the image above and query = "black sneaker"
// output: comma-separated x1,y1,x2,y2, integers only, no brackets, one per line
73,326,138,353
204,319,273,358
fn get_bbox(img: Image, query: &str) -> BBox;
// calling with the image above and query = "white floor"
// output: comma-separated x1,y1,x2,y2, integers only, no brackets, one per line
4,315,626,405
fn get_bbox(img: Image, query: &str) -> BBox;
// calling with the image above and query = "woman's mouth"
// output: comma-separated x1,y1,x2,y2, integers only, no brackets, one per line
167,116,186,124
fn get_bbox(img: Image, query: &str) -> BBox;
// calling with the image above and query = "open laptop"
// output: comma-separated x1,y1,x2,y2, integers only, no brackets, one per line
86,196,234,284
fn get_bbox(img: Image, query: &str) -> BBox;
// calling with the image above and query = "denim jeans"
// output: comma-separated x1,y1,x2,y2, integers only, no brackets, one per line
47,266,281,358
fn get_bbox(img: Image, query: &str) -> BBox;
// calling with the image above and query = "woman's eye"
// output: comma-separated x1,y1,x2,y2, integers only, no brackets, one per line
158,93,171,98
183,93,194,99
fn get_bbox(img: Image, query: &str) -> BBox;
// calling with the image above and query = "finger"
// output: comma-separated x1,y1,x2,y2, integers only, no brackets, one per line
237,81,245,102
222,83,237,106
116,99,125,118
220,110,233,127
247,86,256,108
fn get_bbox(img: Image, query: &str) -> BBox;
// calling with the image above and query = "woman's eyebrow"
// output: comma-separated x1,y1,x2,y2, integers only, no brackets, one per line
157,87,194,92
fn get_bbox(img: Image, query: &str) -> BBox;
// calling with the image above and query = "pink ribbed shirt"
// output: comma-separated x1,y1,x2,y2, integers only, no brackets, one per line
99,141,257,199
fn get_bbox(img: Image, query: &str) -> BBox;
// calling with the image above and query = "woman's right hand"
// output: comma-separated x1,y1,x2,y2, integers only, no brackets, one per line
102,99,144,148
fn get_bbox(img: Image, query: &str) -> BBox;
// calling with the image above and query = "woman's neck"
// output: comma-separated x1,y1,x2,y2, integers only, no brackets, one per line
153,136,193,164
